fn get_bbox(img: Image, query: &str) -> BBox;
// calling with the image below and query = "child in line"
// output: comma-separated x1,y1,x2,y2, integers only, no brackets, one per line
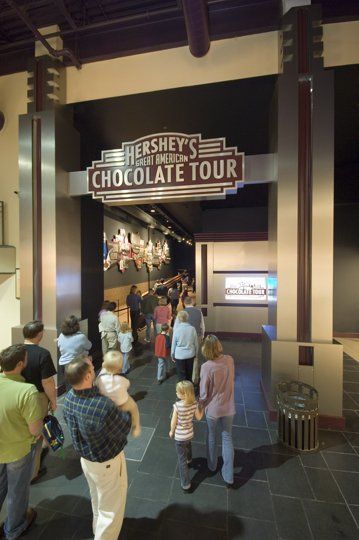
118,321,133,374
155,323,171,384
99,301,120,355
169,380,203,491
96,350,141,438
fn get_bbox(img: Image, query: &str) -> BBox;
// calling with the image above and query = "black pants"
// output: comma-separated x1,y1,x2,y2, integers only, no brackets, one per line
175,357,194,382
171,299,179,312
130,310,139,344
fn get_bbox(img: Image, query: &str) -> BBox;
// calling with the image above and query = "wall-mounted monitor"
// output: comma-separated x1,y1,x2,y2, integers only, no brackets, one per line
213,272,268,306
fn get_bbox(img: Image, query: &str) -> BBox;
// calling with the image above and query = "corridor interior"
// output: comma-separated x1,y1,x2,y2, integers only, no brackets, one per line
2,337,359,540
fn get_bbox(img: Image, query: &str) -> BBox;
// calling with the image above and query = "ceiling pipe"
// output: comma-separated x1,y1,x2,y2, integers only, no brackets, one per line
181,0,210,57
5,0,81,69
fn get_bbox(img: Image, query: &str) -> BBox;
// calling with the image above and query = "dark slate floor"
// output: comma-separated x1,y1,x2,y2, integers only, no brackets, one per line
2,340,359,539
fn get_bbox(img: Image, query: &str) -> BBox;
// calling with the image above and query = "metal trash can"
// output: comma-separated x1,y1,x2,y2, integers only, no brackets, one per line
277,381,319,452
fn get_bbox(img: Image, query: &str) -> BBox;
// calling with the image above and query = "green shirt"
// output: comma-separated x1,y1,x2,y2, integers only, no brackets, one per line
0,373,43,463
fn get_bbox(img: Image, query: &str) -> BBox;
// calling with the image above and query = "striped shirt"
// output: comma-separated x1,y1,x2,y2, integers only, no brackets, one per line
173,400,197,442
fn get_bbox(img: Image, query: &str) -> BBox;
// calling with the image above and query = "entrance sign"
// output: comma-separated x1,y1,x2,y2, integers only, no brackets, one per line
225,276,267,302
87,132,244,204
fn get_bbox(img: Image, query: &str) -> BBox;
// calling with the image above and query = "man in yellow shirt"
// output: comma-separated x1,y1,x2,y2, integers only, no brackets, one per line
0,344,43,539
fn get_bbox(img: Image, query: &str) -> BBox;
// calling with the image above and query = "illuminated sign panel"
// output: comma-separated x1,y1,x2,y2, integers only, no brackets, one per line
225,276,267,302
87,132,244,204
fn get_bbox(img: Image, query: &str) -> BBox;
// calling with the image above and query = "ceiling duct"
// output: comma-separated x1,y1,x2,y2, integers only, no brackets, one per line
182,0,210,57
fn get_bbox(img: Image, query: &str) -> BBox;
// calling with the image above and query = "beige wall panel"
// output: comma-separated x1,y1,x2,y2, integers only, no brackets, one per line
276,175,298,341
195,243,202,305
314,343,343,418
213,241,268,271
298,365,314,387
324,21,359,67
269,341,299,402
66,33,279,104
211,306,268,334
311,71,334,343
0,72,27,348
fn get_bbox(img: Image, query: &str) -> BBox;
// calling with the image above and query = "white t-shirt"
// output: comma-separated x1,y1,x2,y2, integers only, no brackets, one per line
96,369,130,406
118,331,133,353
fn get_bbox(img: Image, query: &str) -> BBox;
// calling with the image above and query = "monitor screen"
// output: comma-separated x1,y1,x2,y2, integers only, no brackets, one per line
224,275,267,302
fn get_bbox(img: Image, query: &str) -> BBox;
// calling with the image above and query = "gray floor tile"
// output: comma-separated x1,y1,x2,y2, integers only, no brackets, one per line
323,452,359,472
272,495,312,540
233,403,247,427
266,456,313,499
343,410,359,433
318,430,356,454
232,426,271,450
124,496,168,532
243,391,267,411
305,467,344,502
228,479,274,521
349,505,359,527
332,470,359,504
138,436,177,476
167,479,228,530
128,472,173,502
125,427,155,461
228,515,278,539
159,518,228,539
246,411,267,429
299,451,328,469
302,499,359,539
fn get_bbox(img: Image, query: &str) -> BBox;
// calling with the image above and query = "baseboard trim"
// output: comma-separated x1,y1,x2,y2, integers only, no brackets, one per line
333,332,359,339
260,379,346,430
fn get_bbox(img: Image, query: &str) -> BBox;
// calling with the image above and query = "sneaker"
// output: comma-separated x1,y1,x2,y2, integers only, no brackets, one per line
23,508,37,533
187,459,192,465
144,338,151,343
182,483,191,492
158,379,163,385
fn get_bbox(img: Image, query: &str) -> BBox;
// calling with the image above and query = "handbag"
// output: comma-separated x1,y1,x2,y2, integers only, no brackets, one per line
42,414,65,452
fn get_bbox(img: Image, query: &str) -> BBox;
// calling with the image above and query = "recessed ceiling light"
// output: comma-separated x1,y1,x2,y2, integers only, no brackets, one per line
150,209,155,213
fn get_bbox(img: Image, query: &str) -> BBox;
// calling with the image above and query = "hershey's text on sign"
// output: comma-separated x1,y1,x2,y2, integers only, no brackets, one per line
87,133,244,204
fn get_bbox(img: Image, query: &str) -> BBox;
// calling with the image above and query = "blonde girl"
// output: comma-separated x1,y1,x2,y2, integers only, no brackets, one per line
117,321,133,374
169,380,203,491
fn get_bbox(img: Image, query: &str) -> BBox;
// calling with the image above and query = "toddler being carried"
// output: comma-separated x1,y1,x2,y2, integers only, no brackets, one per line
96,350,141,438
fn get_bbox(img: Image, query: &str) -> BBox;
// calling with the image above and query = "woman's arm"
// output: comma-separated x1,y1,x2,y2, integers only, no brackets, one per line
169,406,178,437
195,404,204,420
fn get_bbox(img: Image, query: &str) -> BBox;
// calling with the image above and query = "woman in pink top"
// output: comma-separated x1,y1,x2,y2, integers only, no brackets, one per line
199,335,235,487
154,297,172,335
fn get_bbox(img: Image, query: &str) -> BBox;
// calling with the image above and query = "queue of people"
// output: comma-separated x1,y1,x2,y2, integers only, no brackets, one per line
0,273,236,539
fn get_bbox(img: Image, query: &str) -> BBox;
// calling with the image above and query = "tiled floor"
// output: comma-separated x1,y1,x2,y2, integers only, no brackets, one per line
2,340,359,539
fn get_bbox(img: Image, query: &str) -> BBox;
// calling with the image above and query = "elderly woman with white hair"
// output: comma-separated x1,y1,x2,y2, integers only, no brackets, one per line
171,310,198,381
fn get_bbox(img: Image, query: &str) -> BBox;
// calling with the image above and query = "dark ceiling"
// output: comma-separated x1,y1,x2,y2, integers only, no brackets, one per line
0,0,359,76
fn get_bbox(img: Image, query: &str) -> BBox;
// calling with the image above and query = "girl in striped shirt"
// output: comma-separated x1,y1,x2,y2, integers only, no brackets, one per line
169,380,203,491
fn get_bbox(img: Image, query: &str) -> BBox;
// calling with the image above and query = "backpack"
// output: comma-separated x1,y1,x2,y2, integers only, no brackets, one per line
42,415,65,452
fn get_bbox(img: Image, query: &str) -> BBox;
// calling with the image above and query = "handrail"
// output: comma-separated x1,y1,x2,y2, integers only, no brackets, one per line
113,272,185,324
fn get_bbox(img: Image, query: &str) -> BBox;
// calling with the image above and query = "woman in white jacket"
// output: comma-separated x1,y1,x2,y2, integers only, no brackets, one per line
171,310,198,382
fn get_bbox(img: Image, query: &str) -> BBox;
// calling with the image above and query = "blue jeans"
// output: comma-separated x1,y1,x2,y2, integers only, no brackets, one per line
157,357,168,381
206,415,234,484
0,446,36,540
175,440,192,489
145,314,156,341
122,352,130,373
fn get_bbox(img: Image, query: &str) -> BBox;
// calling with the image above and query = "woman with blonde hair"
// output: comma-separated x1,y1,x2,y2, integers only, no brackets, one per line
153,296,172,335
199,334,235,487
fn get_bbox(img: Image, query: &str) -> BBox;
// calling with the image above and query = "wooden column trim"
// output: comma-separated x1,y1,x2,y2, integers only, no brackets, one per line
297,8,312,343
